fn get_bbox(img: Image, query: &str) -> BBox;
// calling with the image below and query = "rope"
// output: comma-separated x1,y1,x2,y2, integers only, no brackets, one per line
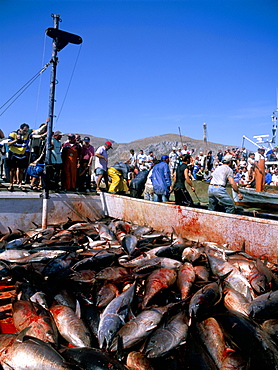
0,61,52,117
34,32,48,127
56,44,83,124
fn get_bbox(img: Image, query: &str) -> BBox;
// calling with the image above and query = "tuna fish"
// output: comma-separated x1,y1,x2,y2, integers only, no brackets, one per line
189,281,223,321
215,311,278,369
50,304,92,347
12,300,58,344
144,310,189,358
142,268,177,309
0,333,71,369
0,216,277,369
98,282,136,349
248,290,278,320
195,317,229,368
61,347,127,370
110,304,173,351
176,262,195,300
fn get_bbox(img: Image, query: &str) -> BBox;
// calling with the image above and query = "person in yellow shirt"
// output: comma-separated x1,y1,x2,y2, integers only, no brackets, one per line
7,123,30,191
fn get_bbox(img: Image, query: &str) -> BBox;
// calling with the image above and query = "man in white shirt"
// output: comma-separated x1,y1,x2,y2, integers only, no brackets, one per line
254,147,266,191
95,141,113,192
169,147,179,177
126,149,137,167
137,150,147,166
208,155,243,213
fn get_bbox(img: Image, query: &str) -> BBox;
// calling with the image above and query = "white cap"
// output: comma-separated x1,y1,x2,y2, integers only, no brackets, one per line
223,154,233,163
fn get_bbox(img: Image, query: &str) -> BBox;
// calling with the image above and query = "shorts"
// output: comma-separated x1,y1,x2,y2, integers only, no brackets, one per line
8,151,28,169
27,164,44,178
95,167,107,175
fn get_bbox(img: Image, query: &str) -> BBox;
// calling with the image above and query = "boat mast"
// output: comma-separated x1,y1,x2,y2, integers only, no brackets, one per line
42,14,82,230
42,14,60,230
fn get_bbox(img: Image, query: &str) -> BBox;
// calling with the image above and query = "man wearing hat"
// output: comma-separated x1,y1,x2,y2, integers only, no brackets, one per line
208,154,243,213
254,147,266,191
95,141,113,193
81,137,94,167
150,155,172,202
61,134,81,191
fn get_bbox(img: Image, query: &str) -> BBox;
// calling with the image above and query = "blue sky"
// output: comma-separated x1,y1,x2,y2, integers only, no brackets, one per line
0,0,277,148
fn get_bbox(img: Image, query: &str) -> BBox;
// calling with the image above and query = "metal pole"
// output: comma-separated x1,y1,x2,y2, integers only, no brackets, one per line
42,14,60,230
178,127,183,147
203,123,207,143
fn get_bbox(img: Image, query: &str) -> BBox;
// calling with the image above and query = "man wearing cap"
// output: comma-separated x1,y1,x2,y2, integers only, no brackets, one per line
254,147,266,191
208,154,243,213
50,130,63,191
150,155,172,202
61,134,81,191
81,137,94,167
95,141,113,192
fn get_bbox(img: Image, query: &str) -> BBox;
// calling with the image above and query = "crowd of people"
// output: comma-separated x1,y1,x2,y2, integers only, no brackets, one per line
0,122,97,192
122,145,278,214
1,123,278,214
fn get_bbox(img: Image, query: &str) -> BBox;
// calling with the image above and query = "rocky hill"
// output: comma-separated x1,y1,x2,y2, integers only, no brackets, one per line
61,133,237,167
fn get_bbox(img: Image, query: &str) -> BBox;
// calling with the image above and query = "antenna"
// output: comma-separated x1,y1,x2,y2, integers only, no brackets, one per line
243,93,278,150
178,127,183,147
203,123,207,143
271,88,278,144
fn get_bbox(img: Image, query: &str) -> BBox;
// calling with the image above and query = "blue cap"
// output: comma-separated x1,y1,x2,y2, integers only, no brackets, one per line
161,155,169,161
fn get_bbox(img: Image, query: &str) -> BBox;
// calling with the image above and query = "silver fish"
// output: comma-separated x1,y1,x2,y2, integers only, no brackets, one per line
98,282,136,349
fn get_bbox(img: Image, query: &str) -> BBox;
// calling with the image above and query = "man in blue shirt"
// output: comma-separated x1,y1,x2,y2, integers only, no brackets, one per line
150,155,172,202
265,168,273,185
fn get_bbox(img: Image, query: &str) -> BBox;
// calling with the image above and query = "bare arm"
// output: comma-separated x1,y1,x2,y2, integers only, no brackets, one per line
184,168,195,192
228,176,243,200
95,153,108,162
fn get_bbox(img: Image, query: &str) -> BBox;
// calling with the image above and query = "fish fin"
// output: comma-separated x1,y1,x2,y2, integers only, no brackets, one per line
16,327,32,342
87,235,94,243
2,362,15,369
219,270,233,282
127,307,136,321
115,334,124,361
75,299,81,319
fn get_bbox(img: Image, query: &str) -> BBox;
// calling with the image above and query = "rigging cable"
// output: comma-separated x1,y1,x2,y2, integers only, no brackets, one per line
0,60,52,117
55,43,83,124
34,32,48,127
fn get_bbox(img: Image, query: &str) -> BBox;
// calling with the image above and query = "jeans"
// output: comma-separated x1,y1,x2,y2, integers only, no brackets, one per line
208,185,235,213
153,193,169,202
144,190,154,201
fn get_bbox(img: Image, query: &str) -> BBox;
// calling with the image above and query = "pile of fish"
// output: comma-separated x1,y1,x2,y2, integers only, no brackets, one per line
0,217,277,369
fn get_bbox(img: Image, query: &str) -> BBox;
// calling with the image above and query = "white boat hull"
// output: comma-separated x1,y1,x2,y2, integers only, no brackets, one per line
0,191,277,264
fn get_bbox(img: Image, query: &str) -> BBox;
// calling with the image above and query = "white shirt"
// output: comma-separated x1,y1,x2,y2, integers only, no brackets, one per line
210,164,234,187
95,145,108,170
138,153,147,164
254,152,266,161
129,153,137,166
